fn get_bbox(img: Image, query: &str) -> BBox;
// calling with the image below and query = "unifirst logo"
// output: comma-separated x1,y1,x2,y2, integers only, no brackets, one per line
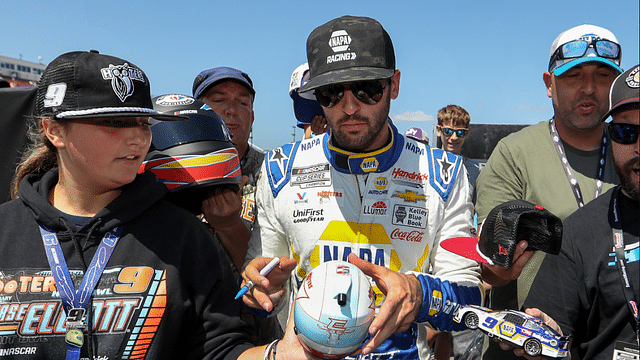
329,30,351,52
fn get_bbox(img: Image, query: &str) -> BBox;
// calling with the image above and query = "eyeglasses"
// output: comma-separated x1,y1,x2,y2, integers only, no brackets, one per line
549,39,621,70
314,79,387,108
440,126,469,138
608,123,639,144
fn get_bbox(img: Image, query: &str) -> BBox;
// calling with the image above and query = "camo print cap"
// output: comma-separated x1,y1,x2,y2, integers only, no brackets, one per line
300,15,396,93
36,50,185,121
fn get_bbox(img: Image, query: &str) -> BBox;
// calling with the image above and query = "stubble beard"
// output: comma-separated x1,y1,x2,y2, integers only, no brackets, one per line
615,156,640,201
329,97,390,152
553,95,608,132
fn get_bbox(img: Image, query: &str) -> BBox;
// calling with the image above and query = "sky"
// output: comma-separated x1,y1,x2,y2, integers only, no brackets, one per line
3,0,638,151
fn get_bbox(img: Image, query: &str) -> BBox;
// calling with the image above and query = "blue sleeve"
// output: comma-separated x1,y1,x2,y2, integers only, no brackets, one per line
414,274,483,331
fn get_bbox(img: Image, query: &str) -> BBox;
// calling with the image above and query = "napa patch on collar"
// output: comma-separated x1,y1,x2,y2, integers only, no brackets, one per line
427,148,462,202
265,142,299,197
323,120,404,174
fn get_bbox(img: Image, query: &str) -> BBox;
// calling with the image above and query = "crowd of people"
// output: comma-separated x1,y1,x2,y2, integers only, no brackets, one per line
0,14,637,360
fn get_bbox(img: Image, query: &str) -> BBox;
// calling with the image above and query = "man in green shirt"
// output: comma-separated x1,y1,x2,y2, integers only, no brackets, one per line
475,23,623,360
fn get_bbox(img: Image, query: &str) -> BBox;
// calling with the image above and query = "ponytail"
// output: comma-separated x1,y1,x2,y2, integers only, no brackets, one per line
10,118,58,199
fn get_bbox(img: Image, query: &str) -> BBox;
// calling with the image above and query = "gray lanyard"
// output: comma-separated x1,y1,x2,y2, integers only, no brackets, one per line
548,119,607,207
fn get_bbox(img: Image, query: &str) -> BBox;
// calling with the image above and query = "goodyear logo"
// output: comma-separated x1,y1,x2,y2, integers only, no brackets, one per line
361,157,379,172
392,190,426,203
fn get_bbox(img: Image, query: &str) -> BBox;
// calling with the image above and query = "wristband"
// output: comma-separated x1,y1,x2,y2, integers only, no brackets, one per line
272,339,279,360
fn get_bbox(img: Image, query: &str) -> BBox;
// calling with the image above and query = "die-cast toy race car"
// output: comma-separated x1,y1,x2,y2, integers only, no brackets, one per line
453,305,570,358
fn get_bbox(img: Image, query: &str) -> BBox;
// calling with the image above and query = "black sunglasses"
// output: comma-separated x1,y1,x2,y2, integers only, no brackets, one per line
314,79,388,108
440,126,469,138
608,123,639,144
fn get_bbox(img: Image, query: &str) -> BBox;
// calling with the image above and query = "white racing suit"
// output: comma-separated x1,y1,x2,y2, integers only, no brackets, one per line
250,121,483,359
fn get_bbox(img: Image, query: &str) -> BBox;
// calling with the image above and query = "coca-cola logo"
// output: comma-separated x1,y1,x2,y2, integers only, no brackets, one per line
390,228,424,242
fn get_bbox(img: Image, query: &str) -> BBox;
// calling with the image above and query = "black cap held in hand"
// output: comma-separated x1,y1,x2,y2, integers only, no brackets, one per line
440,200,563,268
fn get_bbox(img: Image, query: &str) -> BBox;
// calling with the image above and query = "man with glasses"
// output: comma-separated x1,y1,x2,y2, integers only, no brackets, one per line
430,104,485,360
474,24,622,360
436,105,482,202
521,64,639,360
243,15,483,359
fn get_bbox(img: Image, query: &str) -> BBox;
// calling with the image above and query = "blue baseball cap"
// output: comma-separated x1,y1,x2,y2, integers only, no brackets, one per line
192,66,255,99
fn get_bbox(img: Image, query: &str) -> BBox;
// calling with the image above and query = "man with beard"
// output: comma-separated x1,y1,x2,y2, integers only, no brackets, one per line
243,15,483,359
474,23,623,360
521,64,639,360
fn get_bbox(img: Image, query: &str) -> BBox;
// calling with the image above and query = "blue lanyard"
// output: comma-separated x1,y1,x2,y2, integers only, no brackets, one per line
548,119,607,207
38,222,123,360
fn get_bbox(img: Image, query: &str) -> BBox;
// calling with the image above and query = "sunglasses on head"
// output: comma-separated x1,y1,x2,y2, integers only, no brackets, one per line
549,39,621,70
608,123,639,144
314,79,388,108
440,126,469,138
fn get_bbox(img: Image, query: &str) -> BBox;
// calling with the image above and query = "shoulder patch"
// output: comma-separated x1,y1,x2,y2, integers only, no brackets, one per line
265,142,299,197
427,148,463,202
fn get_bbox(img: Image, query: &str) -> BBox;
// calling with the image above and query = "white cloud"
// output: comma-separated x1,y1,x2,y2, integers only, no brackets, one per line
391,110,435,122
513,104,552,112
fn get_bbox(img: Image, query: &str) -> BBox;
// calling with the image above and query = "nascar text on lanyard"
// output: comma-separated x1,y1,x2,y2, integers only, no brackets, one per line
549,118,607,207
38,223,123,360
610,187,640,350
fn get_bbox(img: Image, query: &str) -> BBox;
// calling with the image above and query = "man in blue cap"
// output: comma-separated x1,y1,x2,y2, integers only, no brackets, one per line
192,67,276,344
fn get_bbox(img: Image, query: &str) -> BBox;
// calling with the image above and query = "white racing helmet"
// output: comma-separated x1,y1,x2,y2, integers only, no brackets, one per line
294,261,375,359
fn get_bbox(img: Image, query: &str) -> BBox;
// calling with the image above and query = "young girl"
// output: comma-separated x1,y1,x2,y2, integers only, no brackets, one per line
0,50,261,360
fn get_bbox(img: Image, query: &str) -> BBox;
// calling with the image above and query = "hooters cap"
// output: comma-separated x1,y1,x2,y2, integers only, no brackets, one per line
300,15,396,93
440,200,563,268
36,50,186,121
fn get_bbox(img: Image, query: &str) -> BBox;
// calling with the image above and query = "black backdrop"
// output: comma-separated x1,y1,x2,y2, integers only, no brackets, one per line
436,123,528,161
0,86,36,203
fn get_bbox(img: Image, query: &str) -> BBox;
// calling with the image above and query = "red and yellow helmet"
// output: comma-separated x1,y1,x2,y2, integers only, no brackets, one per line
140,94,241,214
